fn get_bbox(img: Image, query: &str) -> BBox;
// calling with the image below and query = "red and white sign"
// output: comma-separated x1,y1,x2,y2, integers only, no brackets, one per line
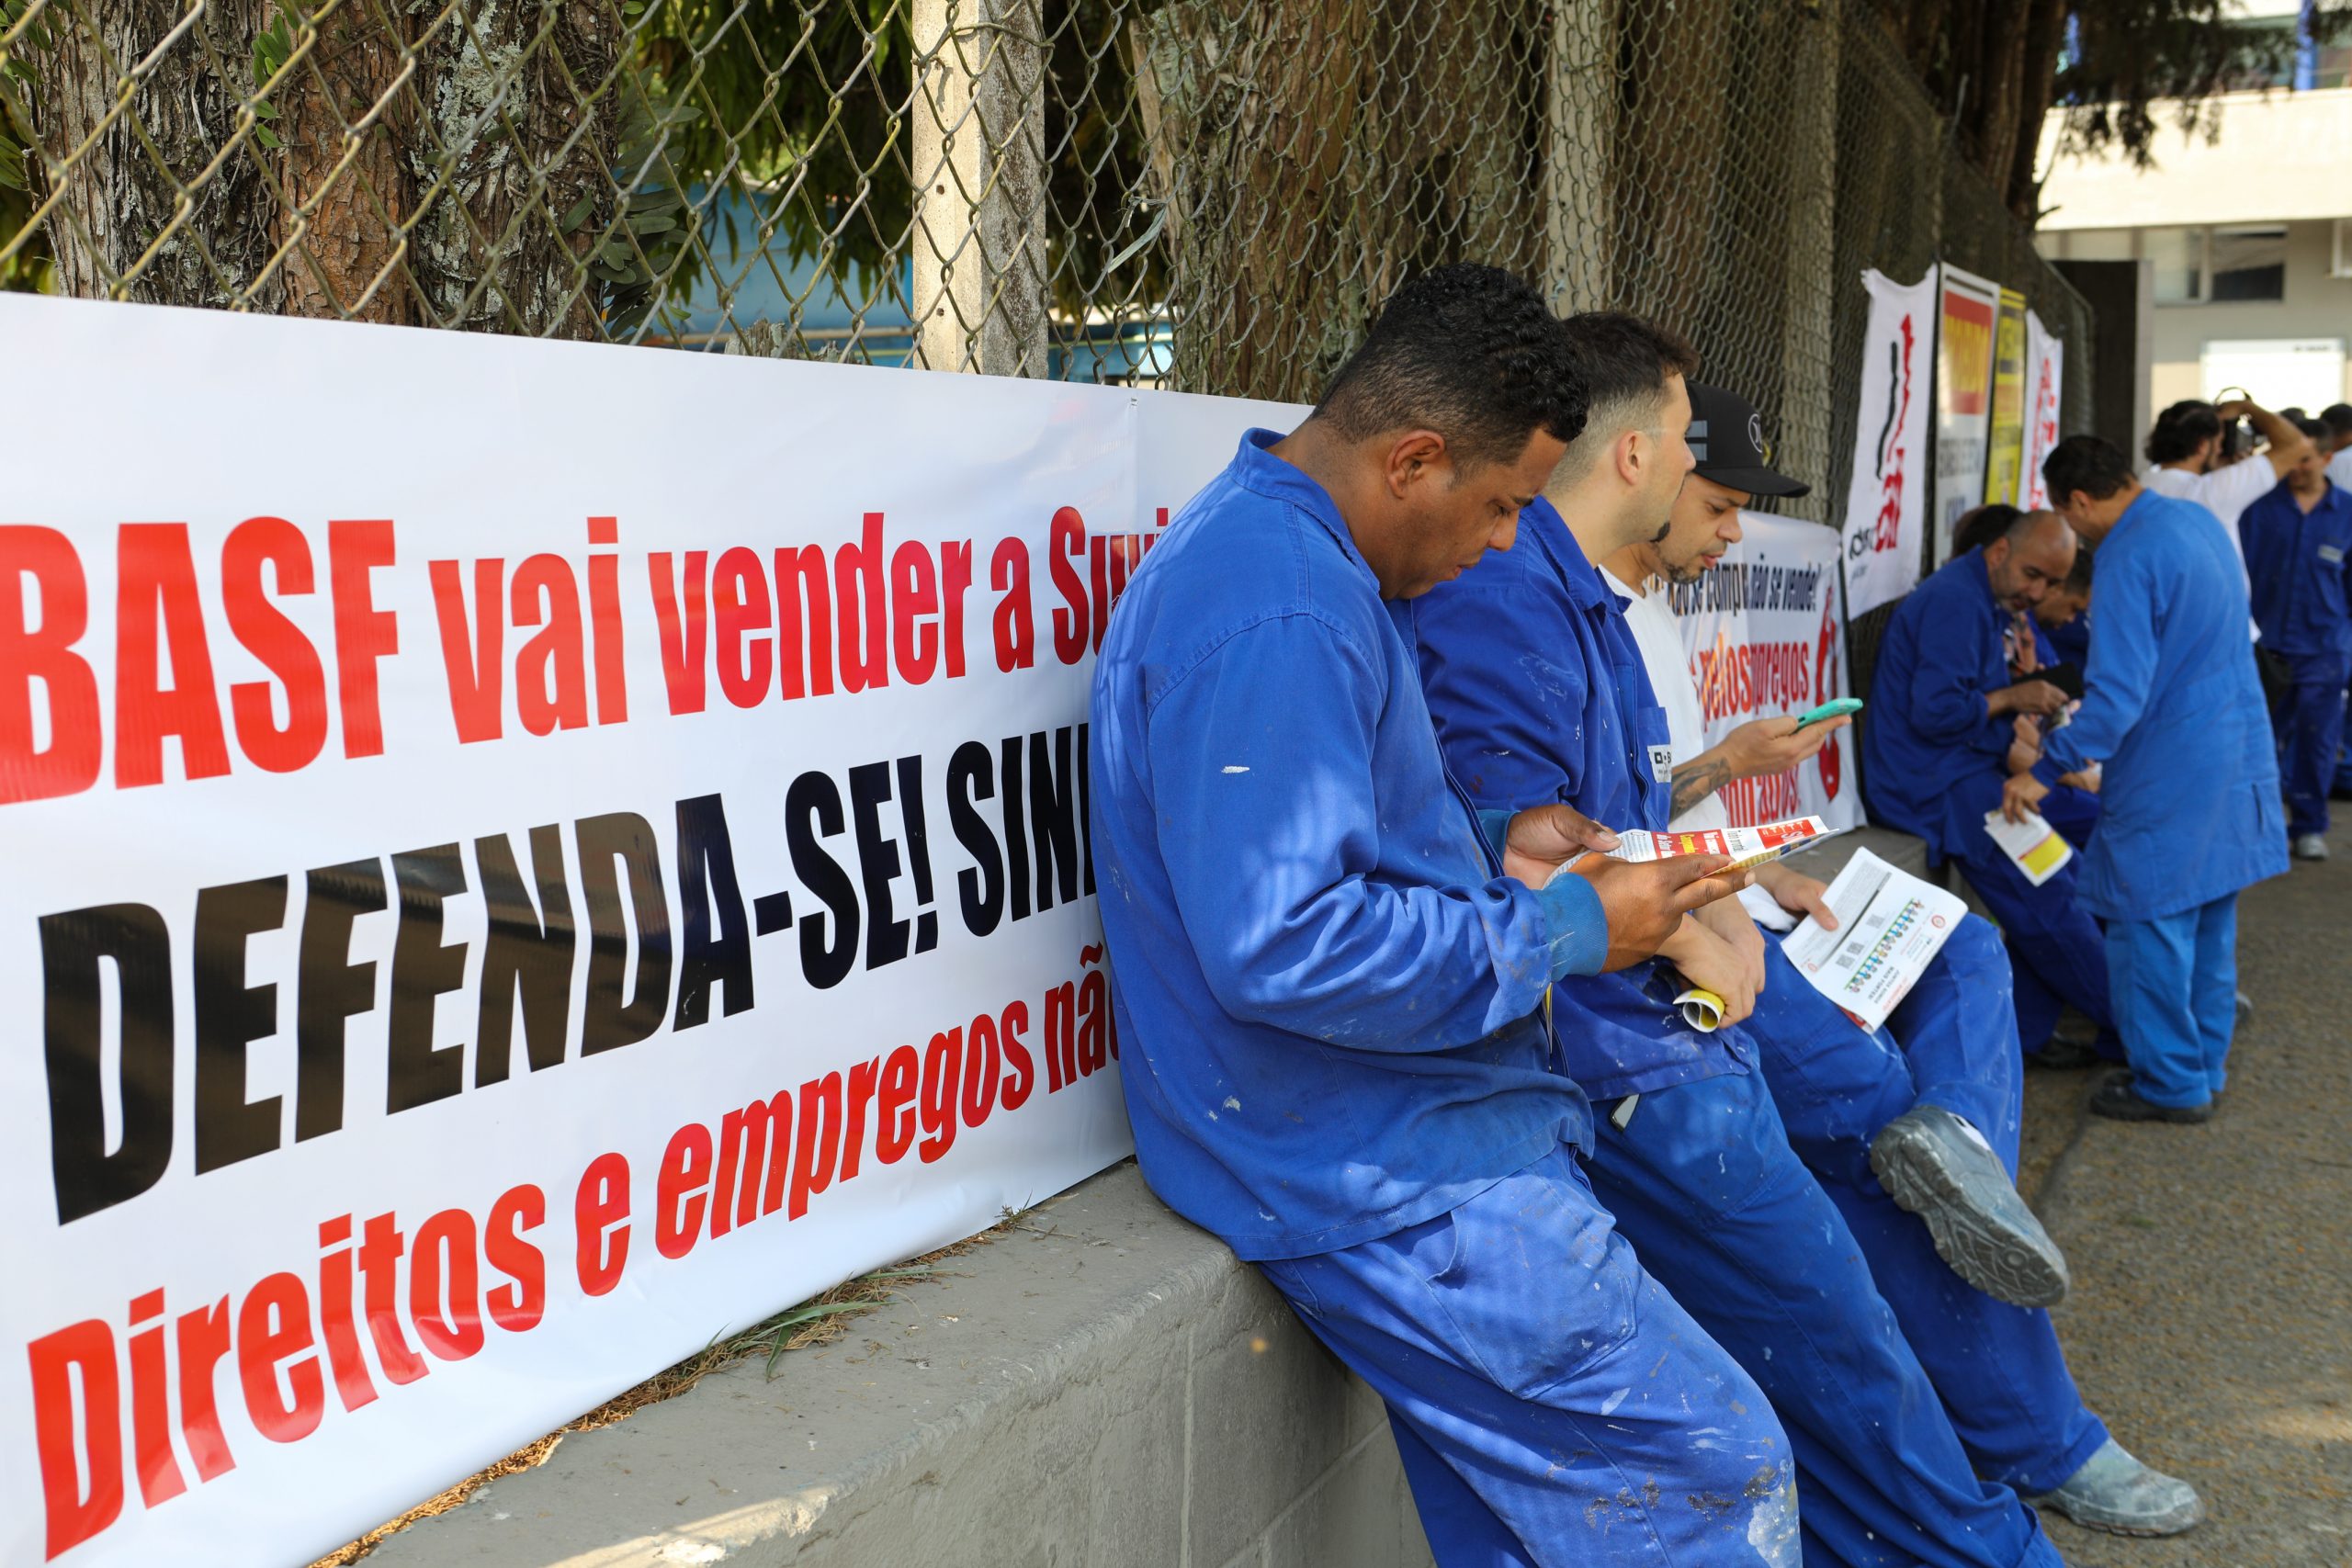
1839,267,1937,617
2020,310,2065,511
1667,511,1863,833
0,294,1297,1567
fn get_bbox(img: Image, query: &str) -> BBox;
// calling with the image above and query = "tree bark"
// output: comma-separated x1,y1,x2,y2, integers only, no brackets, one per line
36,0,283,309
408,0,619,337
2006,0,2065,218
277,0,415,322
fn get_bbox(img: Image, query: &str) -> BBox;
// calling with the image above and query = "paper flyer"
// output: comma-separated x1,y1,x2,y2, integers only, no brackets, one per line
1611,816,1837,874
1780,848,1969,1031
1982,808,2074,886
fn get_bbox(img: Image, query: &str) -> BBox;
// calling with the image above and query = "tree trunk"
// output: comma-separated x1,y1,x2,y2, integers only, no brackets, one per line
2006,0,2065,219
408,0,620,337
277,0,415,322
35,0,283,309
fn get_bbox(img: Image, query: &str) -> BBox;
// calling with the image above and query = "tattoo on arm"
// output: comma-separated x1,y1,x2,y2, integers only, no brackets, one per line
1669,755,1733,818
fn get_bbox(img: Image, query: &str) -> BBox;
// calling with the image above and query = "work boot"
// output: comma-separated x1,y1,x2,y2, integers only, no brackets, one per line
2028,1438,2205,1536
2024,1034,2102,1071
1870,1106,2070,1306
2087,1070,2213,1124
2293,832,2330,861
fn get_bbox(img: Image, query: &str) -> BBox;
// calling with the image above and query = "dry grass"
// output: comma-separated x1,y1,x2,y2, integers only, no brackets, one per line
308,1207,1035,1568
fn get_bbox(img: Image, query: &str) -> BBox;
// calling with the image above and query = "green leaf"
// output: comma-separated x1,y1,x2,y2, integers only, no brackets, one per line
628,212,676,236
559,194,594,231
252,98,278,120
254,126,282,151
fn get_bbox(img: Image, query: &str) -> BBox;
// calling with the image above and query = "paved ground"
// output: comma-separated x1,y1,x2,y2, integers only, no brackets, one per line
2016,819,2352,1564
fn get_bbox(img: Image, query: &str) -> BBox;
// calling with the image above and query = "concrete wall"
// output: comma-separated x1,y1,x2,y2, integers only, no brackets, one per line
368,1163,1434,1568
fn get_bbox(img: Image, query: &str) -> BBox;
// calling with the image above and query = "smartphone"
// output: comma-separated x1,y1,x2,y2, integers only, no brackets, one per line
1792,697,1863,730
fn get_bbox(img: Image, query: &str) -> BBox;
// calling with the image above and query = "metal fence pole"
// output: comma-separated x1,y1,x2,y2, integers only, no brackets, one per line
911,0,1051,376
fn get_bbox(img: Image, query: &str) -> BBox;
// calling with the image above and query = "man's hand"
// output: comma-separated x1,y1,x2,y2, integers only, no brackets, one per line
1715,715,1845,782
2007,715,2042,777
1755,863,1838,931
1657,915,1758,1027
1692,889,1767,998
1569,853,1752,973
2001,772,2051,824
1501,803,1620,887
2057,768,2100,793
1992,679,2068,718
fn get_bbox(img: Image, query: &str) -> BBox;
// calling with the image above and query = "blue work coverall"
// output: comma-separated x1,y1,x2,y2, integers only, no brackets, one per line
1091,433,1794,1566
2238,477,2352,838
2042,488,2289,1108
1864,550,2115,1055
1415,501,2061,1568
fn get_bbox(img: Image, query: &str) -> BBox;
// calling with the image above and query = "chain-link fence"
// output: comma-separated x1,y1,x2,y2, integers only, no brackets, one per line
0,0,2088,559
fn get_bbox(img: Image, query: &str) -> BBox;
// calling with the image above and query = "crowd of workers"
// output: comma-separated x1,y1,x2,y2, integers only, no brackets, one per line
1087,262,2335,1564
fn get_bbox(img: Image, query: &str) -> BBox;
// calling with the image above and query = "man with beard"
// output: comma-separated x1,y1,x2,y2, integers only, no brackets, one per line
1600,381,2202,1539
1417,319,2074,1566
1864,508,2120,1066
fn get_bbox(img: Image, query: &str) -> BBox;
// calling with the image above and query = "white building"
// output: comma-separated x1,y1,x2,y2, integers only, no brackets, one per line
2033,1,2352,412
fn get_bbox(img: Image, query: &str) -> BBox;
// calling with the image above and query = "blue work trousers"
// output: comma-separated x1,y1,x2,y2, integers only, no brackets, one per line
2273,650,2351,838
1258,1145,1798,1568
1749,919,2108,1494
1951,810,2118,1057
1587,1066,2063,1568
2107,894,2241,1109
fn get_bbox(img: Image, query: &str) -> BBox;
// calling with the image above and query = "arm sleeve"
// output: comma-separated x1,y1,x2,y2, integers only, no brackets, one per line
1412,574,1597,813
2043,553,2158,774
1886,610,2013,756
1144,613,1605,1055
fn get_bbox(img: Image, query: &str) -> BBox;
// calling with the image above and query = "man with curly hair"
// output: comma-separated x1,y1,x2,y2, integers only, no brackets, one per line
1091,265,1797,1564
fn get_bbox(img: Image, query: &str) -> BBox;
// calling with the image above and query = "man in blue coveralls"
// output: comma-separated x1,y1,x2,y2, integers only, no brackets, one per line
1415,315,2069,1568
2238,418,2352,862
2018,435,2290,1122
1600,381,2201,1539
1862,510,2120,1065
1091,265,1797,1564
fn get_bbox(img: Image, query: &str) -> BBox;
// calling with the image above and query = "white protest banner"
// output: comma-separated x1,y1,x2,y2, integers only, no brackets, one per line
1933,264,2001,565
1666,511,1863,831
2020,310,2064,511
0,293,1302,1568
1838,266,1936,618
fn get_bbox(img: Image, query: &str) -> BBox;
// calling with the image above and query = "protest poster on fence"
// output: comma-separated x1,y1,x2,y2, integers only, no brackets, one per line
1933,265,2001,565
2020,310,2064,512
0,294,1301,1568
1838,266,1937,619
1983,288,2030,506
1666,512,1862,832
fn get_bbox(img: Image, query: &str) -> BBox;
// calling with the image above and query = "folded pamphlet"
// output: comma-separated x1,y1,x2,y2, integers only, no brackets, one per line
1981,809,2073,887
1778,848,1968,1031
1608,816,1838,875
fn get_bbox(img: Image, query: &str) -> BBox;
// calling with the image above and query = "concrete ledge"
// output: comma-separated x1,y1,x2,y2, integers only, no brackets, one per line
371,1164,1433,1568
1782,822,1928,881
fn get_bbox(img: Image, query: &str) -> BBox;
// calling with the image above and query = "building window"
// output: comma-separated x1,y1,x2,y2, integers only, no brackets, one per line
2146,227,2205,304
2211,225,2289,301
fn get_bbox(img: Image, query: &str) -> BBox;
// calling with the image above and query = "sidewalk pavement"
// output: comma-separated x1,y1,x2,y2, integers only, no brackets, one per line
2018,820,2351,1564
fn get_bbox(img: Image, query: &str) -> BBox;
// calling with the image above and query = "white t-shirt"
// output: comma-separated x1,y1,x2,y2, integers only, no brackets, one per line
1601,567,1794,931
2141,462,2265,637
2328,447,2352,492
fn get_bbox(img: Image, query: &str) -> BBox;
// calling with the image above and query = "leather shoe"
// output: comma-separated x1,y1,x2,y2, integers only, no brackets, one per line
2088,1072,2212,1124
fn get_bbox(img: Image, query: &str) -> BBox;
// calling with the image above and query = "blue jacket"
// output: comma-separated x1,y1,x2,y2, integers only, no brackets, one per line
2042,488,2288,919
1413,498,1751,1102
2238,479,2352,660
1090,432,1610,1261
1862,548,2022,861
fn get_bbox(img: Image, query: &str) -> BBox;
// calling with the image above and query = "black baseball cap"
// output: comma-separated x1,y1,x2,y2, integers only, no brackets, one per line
1686,382,1810,498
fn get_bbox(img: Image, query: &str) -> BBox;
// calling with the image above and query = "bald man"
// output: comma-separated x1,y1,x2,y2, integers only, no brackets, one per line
1865,510,2120,1065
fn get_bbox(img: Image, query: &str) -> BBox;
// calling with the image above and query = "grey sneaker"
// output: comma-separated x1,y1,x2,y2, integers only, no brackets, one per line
1870,1106,2070,1306
2294,833,2330,861
2028,1438,2205,1536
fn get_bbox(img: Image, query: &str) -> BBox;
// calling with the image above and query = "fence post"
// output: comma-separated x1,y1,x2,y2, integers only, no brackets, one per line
1778,6,1839,520
910,0,1051,377
1544,0,1615,314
